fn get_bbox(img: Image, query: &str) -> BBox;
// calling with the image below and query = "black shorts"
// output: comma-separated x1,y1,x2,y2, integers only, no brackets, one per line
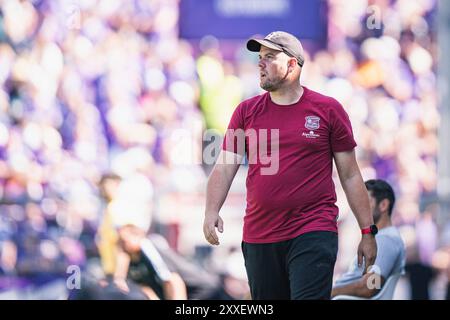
242,231,338,300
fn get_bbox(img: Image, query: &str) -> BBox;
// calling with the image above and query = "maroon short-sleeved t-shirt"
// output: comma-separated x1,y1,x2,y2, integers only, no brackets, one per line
222,86,357,243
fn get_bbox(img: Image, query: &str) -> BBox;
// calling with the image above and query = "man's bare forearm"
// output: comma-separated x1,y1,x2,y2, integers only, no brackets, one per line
332,281,366,298
205,163,239,215
341,173,373,228
203,151,241,245
332,274,379,298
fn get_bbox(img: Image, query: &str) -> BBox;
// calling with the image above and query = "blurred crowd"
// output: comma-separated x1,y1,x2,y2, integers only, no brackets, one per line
0,0,449,299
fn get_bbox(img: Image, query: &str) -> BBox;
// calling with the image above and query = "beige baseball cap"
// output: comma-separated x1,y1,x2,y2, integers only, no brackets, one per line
247,31,305,67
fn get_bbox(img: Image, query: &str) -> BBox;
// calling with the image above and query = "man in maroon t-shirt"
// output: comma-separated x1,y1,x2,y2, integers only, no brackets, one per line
203,31,378,300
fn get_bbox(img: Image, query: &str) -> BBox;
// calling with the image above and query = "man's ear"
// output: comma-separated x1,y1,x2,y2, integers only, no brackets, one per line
379,198,390,214
288,58,297,73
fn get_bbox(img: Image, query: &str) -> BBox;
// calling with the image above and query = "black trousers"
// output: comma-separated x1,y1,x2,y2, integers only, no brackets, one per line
242,231,338,300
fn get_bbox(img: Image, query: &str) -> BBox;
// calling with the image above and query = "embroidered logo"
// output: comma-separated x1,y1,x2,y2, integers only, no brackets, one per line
305,116,320,130
302,131,320,139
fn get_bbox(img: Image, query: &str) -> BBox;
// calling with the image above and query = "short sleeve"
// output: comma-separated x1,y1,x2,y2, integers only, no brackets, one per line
141,239,172,282
372,235,401,279
329,100,357,152
222,103,246,156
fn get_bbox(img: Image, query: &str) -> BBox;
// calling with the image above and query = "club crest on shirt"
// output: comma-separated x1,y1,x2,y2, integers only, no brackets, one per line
305,116,320,130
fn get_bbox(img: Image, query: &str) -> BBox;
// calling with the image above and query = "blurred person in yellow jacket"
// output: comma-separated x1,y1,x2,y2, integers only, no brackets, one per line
96,173,122,277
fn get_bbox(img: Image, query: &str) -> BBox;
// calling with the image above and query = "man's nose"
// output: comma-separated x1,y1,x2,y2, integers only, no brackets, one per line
258,59,265,69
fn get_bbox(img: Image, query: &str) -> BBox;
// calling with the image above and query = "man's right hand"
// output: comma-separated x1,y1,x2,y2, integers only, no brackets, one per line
203,212,224,245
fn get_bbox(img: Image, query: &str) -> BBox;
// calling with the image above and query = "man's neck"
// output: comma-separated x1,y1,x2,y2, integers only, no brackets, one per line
376,217,392,231
130,251,142,262
269,83,304,105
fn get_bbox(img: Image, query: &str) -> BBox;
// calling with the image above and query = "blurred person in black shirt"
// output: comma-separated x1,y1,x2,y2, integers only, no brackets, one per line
115,224,223,300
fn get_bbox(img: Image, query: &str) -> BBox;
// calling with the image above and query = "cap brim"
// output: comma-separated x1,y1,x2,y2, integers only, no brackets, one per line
246,39,283,52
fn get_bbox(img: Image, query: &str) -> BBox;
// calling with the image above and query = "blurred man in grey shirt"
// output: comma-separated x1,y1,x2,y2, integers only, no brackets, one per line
332,179,406,298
